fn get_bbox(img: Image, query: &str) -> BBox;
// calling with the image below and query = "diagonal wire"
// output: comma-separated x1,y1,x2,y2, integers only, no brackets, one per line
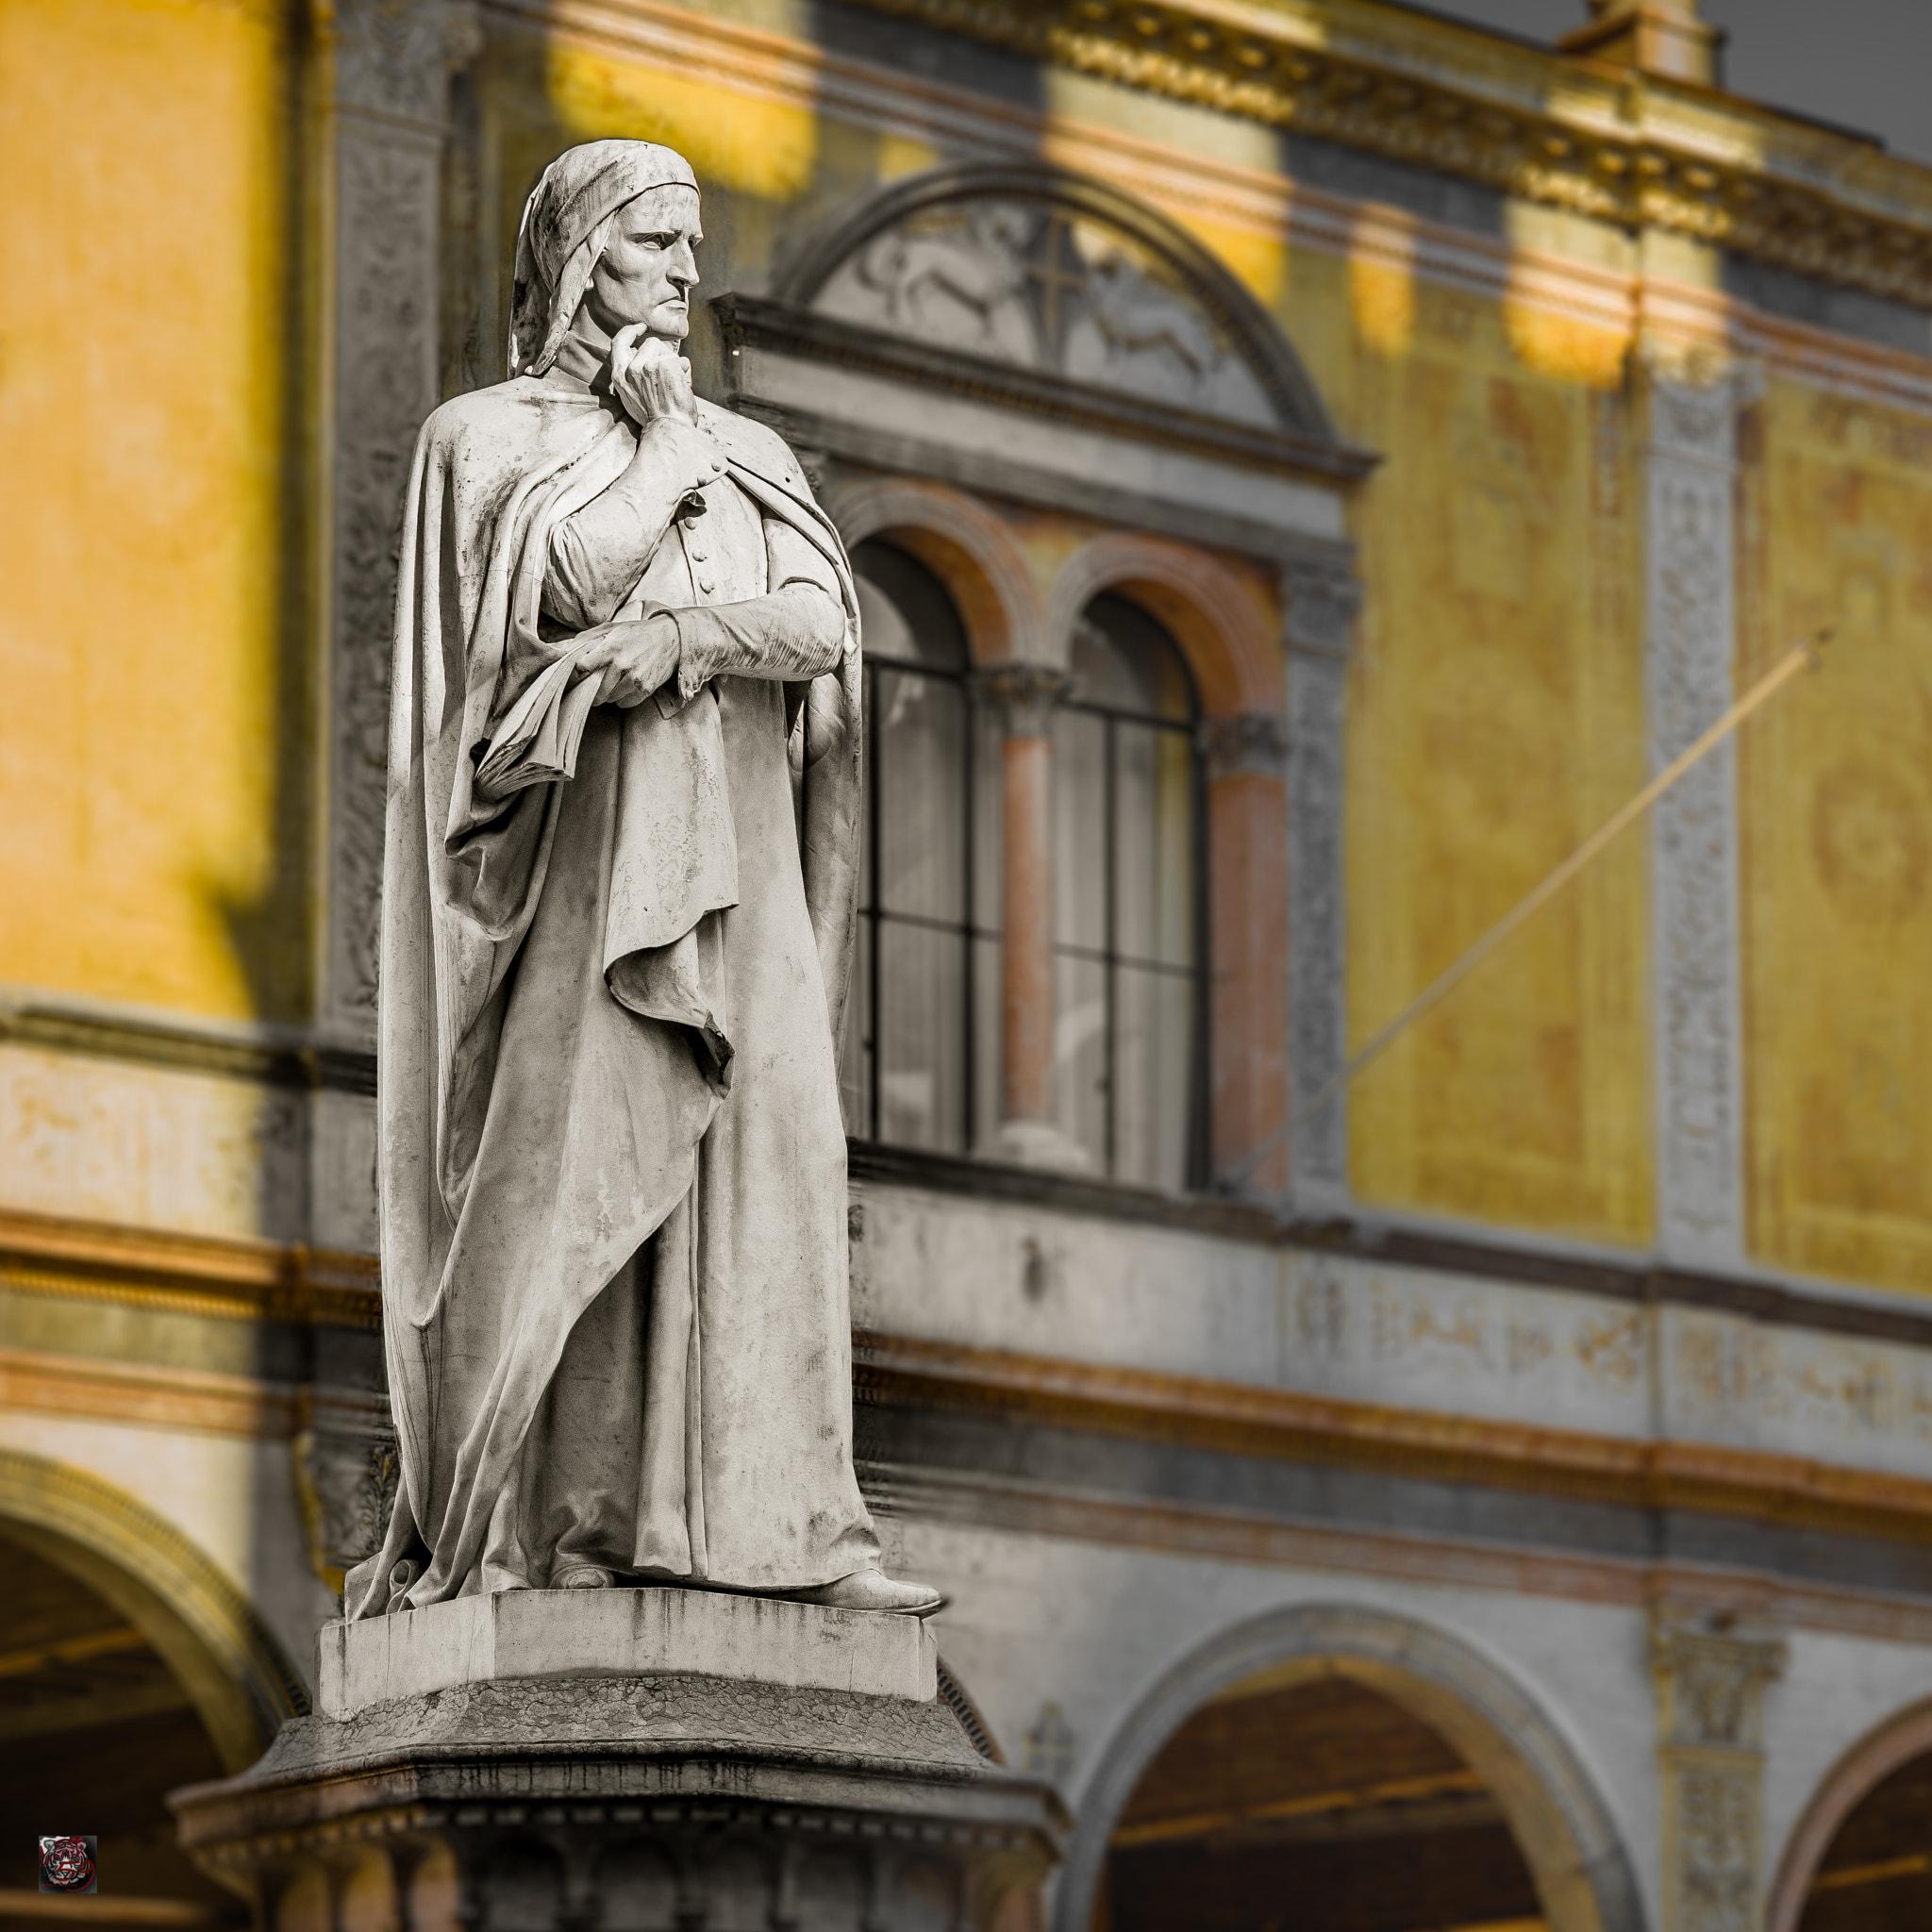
1227,630,1831,1195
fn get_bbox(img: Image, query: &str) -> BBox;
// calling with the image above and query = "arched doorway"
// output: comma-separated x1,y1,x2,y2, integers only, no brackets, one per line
0,1448,307,1773
1769,1699,1932,1932
0,1528,237,1921
1794,1747,1932,1928
1058,1606,1642,1932
1094,1674,1543,1932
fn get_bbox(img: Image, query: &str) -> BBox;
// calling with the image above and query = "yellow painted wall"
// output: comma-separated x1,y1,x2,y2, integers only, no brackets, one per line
1341,278,1653,1244
1742,382,1932,1292
0,0,304,1022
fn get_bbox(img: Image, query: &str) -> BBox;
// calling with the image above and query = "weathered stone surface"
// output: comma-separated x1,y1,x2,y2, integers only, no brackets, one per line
318,1587,938,1717
173,1673,1062,1932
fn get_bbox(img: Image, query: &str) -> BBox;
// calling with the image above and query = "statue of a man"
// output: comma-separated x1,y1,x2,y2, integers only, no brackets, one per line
347,141,938,1618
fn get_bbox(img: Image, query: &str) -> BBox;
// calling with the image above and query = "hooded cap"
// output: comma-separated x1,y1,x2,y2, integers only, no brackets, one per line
508,140,700,377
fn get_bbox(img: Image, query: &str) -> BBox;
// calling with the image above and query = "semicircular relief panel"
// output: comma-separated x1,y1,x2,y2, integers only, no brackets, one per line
811,196,1279,429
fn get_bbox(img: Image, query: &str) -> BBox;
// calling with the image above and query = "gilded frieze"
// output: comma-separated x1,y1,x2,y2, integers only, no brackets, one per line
843,0,1932,309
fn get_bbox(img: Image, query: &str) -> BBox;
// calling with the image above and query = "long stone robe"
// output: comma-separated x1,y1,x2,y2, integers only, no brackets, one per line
347,369,877,1615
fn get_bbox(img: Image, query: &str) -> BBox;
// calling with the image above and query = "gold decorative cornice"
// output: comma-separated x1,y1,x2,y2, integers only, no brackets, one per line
0,1210,381,1331
843,0,1932,308
0,1346,305,1441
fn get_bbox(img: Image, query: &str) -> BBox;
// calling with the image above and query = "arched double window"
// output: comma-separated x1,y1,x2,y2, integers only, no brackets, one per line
1053,595,1205,1191
844,547,1206,1193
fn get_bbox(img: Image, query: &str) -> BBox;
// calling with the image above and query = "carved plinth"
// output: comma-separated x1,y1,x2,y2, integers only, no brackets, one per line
172,1595,1061,1932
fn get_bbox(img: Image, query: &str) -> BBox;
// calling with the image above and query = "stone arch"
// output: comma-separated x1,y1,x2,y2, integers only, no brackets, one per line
1766,1693,1932,1932
1046,530,1279,713
0,1445,308,1771
1056,1602,1645,1932
825,475,1050,668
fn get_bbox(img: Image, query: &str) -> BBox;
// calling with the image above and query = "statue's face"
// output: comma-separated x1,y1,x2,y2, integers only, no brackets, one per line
583,184,702,341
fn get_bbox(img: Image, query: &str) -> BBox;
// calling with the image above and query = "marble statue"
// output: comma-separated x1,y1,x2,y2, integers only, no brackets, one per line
347,140,940,1619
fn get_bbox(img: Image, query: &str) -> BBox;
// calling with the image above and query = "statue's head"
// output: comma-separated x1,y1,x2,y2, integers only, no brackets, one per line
508,140,701,376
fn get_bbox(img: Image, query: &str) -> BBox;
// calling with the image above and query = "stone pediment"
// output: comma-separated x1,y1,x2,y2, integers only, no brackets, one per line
713,165,1372,560
813,192,1277,429
756,164,1351,456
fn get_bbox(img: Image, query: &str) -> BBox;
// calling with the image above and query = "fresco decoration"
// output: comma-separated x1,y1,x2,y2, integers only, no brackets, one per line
1346,330,1650,1244
1742,385,1932,1292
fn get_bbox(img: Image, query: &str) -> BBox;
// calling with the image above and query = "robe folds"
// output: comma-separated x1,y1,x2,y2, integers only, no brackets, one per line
345,375,876,1617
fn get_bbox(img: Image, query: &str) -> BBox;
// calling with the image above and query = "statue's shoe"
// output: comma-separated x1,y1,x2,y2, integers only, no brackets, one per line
554,1564,615,1590
789,1569,946,1617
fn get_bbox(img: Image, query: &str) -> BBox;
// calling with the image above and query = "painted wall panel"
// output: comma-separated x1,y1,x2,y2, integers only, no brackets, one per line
1742,381,1932,1293
1344,296,1651,1244
0,0,303,1020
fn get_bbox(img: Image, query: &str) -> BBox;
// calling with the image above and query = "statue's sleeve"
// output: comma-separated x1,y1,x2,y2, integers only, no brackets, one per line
660,515,844,707
541,421,709,629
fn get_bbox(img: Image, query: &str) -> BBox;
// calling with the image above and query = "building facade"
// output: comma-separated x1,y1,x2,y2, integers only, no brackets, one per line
5,0,1932,1926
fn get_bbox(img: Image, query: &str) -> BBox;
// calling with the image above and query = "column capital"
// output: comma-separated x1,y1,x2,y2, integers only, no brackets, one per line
1282,558,1361,662
1638,348,1765,460
1651,1607,1789,1754
973,662,1070,738
1200,711,1289,781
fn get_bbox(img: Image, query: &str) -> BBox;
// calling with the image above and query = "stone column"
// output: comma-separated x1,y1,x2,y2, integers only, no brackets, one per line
1202,713,1290,1192
319,0,477,1040
1651,1606,1787,1932
1641,362,1758,1272
308,0,478,1253
1284,556,1362,1209
974,664,1081,1170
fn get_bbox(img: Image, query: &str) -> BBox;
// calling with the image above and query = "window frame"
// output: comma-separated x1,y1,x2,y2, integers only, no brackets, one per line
849,571,999,1157
1052,611,1211,1191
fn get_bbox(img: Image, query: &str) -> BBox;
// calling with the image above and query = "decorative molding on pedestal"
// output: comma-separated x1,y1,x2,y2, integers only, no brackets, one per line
175,1608,1062,1932
318,0,480,1041
1642,361,1759,1271
1650,1605,1788,1932
1284,558,1361,1208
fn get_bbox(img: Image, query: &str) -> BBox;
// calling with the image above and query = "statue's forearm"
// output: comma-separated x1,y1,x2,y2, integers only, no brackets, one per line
665,582,845,704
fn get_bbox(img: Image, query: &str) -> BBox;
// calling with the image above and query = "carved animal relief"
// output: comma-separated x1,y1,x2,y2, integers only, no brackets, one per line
814,196,1276,425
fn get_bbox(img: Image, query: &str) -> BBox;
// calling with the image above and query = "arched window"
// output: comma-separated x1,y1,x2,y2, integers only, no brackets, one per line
1053,593,1205,1189
843,540,1002,1152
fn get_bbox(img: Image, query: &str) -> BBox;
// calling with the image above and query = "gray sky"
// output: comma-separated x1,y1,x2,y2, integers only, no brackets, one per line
1414,0,1932,164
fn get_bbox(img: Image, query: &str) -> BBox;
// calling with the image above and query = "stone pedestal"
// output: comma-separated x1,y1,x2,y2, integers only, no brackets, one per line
173,1590,1061,1932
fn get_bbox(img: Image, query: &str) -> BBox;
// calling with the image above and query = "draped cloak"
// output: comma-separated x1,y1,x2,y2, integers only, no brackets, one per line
345,375,874,1617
